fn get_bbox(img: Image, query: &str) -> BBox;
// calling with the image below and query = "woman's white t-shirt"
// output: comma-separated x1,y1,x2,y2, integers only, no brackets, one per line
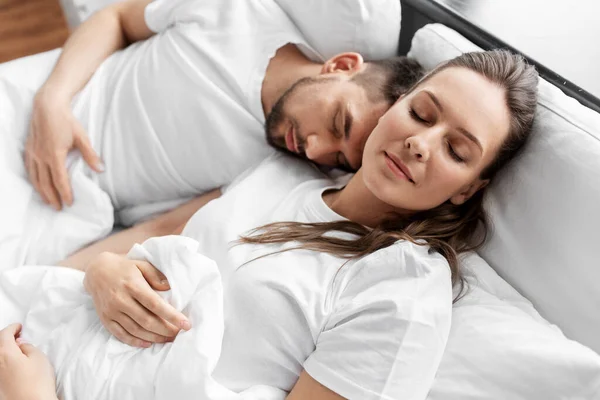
182,153,453,400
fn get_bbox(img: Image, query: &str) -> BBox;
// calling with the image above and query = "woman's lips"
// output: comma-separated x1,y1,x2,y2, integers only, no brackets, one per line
384,152,414,183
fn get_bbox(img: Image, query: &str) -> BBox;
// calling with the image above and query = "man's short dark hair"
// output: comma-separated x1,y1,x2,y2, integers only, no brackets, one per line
352,56,425,105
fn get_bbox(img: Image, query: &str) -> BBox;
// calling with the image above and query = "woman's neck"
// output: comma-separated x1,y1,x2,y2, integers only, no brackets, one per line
322,171,405,228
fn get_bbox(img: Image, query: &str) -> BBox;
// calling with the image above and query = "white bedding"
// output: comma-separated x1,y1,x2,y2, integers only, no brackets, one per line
0,48,61,91
0,77,114,268
0,235,285,400
0,50,116,268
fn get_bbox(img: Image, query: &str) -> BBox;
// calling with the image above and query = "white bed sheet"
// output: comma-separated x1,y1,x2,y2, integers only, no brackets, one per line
0,48,61,91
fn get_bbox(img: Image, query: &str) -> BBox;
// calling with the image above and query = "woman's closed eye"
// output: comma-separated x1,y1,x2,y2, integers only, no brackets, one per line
446,141,465,163
409,108,427,123
410,107,467,163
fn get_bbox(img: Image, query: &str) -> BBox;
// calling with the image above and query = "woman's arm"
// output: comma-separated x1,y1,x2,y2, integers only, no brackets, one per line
59,189,221,271
287,371,345,400
63,189,221,346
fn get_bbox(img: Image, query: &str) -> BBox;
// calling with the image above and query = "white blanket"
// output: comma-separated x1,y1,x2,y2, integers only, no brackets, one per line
0,77,115,269
0,235,286,400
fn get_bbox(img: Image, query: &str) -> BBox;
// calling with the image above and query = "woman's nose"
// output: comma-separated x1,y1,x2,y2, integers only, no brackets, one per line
406,135,430,162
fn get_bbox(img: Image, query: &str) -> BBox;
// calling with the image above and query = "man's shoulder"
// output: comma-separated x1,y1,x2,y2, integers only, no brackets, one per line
255,152,326,182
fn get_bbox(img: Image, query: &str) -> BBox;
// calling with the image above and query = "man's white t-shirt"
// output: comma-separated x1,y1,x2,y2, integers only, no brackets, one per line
182,153,453,400
72,0,318,223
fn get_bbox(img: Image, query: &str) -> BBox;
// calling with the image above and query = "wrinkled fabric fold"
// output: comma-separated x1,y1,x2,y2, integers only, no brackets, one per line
0,77,114,269
0,235,286,400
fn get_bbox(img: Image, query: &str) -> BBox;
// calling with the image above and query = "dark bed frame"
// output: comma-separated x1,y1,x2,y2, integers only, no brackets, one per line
397,0,600,114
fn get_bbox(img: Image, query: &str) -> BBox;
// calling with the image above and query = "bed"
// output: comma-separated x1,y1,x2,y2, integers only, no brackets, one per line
0,0,599,398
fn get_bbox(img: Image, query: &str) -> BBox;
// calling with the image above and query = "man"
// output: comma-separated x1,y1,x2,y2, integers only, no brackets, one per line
25,0,423,219
3,0,423,267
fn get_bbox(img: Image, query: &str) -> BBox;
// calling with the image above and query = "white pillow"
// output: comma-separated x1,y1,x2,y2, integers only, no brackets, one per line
408,23,600,355
427,253,600,400
273,0,401,61
65,0,401,60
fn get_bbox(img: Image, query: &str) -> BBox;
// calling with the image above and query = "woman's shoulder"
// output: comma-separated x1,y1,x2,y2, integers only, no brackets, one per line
359,239,451,279
332,240,453,306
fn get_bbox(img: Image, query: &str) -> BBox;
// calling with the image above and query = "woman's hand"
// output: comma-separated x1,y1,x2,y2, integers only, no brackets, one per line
83,252,191,347
25,87,104,211
0,323,58,400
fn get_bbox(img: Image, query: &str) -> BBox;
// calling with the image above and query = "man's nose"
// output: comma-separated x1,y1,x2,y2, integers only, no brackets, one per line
304,133,339,164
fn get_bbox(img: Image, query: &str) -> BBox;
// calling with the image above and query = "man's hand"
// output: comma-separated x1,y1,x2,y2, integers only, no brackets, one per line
0,323,58,400
83,252,191,347
25,87,104,210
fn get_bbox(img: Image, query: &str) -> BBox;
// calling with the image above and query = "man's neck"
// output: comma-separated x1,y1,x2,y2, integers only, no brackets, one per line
261,43,322,117
322,171,408,228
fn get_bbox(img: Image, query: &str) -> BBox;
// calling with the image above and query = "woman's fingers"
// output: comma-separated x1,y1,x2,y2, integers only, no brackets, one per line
86,253,189,345
123,289,182,337
116,312,174,344
107,319,151,348
113,292,180,338
0,323,21,342
0,324,22,358
129,278,190,334
136,260,170,291
17,343,42,358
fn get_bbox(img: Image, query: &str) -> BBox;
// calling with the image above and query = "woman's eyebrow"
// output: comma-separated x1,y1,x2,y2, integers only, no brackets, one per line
423,90,483,152
424,90,444,112
457,127,483,152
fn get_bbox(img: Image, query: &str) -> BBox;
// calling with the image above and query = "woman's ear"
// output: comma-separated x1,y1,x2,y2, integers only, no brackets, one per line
450,179,489,205
320,52,364,75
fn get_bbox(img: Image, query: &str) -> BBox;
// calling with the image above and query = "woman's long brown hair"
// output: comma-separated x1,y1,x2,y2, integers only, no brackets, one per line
239,50,539,302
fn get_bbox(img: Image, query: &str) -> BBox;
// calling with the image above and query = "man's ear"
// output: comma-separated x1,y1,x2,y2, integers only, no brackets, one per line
450,178,489,205
320,52,364,75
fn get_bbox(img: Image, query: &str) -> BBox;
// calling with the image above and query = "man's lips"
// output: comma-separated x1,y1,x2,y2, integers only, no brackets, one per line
384,151,415,183
285,124,298,153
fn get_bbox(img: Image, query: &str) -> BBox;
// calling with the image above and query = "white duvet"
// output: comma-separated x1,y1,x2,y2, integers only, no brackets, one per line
0,76,115,269
0,235,286,400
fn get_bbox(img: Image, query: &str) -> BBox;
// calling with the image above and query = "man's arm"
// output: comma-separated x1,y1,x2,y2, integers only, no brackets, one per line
59,189,222,271
40,0,154,102
26,0,155,210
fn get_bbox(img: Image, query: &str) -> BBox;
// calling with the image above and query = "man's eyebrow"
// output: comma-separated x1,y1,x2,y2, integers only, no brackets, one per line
333,104,341,135
344,103,353,140
424,90,483,152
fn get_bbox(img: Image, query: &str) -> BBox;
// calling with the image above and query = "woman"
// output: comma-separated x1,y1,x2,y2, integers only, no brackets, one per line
0,50,538,400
